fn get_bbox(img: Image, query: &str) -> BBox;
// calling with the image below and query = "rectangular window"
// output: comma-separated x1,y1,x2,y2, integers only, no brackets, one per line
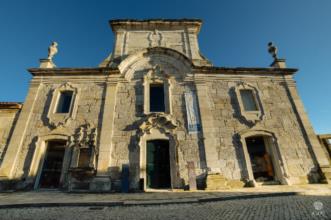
150,84,165,112
56,91,73,113
240,89,258,111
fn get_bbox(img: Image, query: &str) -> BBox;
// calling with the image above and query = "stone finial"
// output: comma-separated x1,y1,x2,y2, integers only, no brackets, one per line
268,42,278,60
268,41,286,68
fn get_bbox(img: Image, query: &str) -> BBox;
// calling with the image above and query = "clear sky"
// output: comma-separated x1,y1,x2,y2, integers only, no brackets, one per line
0,0,330,134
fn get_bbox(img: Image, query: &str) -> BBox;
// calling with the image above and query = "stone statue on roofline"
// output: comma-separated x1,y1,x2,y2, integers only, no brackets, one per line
268,42,278,60
48,41,58,60
268,41,287,68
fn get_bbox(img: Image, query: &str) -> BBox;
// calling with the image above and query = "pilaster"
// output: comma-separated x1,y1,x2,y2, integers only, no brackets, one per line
96,82,118,175
194,80,220,173
284,77,330,168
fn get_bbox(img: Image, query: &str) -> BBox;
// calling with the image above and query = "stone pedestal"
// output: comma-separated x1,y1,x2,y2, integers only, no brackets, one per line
270,58,286,68
39,59,56,68
89,176,111,192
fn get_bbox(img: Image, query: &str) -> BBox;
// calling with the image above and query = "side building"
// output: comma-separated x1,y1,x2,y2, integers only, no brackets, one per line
0,19,330,192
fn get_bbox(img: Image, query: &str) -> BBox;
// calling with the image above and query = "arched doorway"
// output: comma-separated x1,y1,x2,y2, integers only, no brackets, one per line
239,130,290,185
146,139,171,188
33,140,68,189
139,124,180,191
245,136,275,183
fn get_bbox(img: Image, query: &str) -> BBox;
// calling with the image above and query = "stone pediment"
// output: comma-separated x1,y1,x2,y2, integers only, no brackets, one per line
139,113,179,135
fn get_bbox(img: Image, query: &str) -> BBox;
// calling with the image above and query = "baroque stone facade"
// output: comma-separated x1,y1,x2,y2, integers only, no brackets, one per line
0,19,330,192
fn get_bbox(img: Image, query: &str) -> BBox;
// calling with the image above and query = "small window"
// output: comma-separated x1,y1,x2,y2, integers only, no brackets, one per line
56,91,73,113
150,84,165,112
240,89,258,111
327,139,331,145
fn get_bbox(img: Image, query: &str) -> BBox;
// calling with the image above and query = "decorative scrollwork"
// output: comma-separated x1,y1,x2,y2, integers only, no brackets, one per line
139,113,179,135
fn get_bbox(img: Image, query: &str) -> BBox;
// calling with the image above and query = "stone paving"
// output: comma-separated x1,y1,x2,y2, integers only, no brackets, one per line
0,185,330,219
0,195,330,220
0,184,330,207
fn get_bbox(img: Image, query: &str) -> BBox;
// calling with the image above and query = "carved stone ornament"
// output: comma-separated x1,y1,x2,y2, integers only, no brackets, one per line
148,29,163,47
145,64,169,82
69,123,98,179
139,113,179,135
72,123,98,153
234,82,264,124
47,82,79,129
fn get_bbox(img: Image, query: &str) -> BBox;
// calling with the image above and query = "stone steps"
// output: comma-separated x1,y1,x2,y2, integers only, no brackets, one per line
205,174,229,190
255,181,280,186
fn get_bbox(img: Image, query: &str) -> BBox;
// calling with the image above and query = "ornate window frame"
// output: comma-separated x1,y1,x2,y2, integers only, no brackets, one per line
143,65,172,114
235,82,263,124
47,83,79,128
69,123,98,171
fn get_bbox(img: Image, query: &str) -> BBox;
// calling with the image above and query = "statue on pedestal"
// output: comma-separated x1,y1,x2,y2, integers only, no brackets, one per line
39,41,58,68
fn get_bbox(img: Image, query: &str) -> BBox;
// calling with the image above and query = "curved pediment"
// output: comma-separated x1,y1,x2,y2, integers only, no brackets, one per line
118,47,193,81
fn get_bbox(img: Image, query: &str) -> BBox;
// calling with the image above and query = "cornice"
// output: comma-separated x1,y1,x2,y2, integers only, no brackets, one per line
28,67,120,76
193,66,298,75
110,19,202,33
0,102,23,109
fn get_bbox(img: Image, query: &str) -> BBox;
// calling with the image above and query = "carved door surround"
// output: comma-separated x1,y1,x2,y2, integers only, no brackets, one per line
137,113,181,190
238,129,291,186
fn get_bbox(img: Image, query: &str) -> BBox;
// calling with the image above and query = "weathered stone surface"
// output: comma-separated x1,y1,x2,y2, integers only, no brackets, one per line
0,103,21,167
0,19,329,192
89,177,111,192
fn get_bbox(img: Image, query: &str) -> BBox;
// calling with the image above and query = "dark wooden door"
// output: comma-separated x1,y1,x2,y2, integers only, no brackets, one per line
146,140,171,188
38,141,66,189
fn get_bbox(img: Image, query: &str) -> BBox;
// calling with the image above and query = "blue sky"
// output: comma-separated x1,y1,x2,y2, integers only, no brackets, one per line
0,0,330,133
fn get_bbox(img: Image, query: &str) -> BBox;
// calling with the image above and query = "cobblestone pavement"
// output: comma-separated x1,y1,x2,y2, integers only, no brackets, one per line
0,195,330,220
0,184,330,206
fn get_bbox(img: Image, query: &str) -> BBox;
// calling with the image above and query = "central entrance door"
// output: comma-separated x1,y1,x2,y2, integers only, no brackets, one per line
38,141,66,189
146,140,171,189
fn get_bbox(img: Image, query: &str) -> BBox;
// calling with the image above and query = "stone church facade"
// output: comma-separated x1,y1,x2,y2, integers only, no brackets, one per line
0,19,330,192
